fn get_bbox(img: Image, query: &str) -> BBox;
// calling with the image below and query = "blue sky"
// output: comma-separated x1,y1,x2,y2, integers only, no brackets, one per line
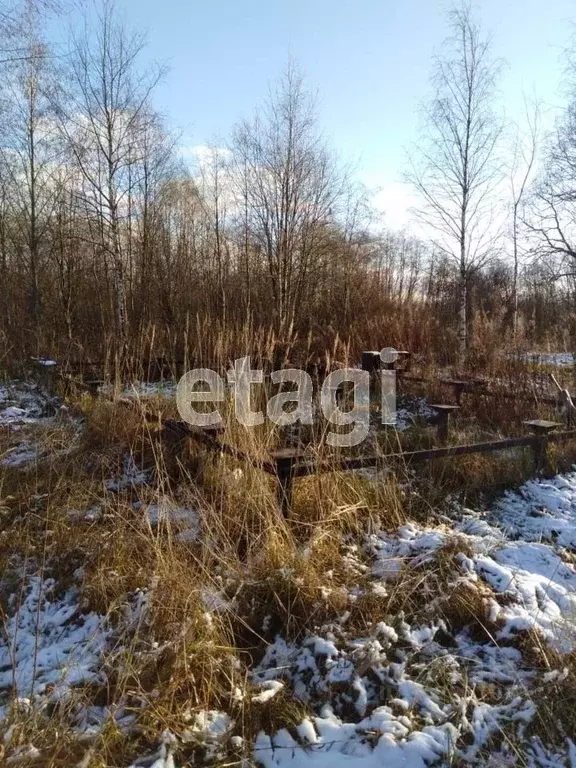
54,0,576,228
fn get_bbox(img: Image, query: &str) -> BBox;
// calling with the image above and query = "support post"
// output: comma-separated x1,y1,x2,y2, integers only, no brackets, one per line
453,382,466,405
403,351,412,372
430,404,460,444
523,420,562,475
437,411,449,442
445,379,471,405
534,435,545,475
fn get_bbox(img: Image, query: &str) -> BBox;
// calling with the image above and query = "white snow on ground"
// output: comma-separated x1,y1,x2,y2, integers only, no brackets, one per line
250,473,576,768
0,381,71,468
115,466,576,766
187,710,233,738
106,453,149,491
30,357,57,367
4,379,576,768
126,731,179,768
524,352,574,368
144,501,198,528
142,499,200,542
368,516,576,647
251,607,540,765
475,542,576,647
0,381,59,426
1,441,39,467
100,381,178,399
394,398,435,432
492,472,576,547
0,406,33,427
0,575,108,718
255,710,456,768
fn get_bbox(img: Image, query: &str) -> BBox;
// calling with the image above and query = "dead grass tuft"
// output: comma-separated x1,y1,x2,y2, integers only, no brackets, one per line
234,530,351,645
519,636,576,747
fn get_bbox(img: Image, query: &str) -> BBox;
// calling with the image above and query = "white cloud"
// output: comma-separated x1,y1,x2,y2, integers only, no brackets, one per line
364,178,421,233
179,144,232,169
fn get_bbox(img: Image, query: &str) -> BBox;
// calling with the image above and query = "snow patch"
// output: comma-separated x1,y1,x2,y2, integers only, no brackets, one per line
106,454,149,491
0,576,108,716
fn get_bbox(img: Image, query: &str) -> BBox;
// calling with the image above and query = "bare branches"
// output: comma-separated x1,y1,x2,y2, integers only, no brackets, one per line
409,5,502,269
230,64,350,335
507,95,541,338
527,89,576,296
52,0,165,339
407,3,503,359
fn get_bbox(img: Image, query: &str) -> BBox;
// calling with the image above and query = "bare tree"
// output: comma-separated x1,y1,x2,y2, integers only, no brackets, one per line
196,145,231,322
231,64,347,336
128,109,178,322
526,51,576,357
0,0,61,337
48,165,82,342
55,0,163,342
528,71,576,284
408,3,502,361
508,96,540,340
0,0,65,64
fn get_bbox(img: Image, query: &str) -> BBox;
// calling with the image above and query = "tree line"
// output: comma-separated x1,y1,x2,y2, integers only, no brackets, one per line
1,0,576,367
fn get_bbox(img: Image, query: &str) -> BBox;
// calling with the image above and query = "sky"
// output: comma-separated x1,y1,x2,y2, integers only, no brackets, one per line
52,0,576,230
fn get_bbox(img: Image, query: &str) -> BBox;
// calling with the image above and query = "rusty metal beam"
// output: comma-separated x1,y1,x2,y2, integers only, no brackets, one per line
287,430,576,479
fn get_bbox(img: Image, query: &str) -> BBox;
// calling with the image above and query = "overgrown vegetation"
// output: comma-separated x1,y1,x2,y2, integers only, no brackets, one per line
2,0,576,765
0,369,575,765
0,2,576,368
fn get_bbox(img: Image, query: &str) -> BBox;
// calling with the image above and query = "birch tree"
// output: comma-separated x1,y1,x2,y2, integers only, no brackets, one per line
408,4,502,361
56,0,163,342
508,97,540,339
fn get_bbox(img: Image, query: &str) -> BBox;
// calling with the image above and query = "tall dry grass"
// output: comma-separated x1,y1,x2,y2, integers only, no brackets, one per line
1,341,576,765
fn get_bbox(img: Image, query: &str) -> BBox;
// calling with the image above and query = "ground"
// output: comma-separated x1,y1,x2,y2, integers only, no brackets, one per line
1,377,576,767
